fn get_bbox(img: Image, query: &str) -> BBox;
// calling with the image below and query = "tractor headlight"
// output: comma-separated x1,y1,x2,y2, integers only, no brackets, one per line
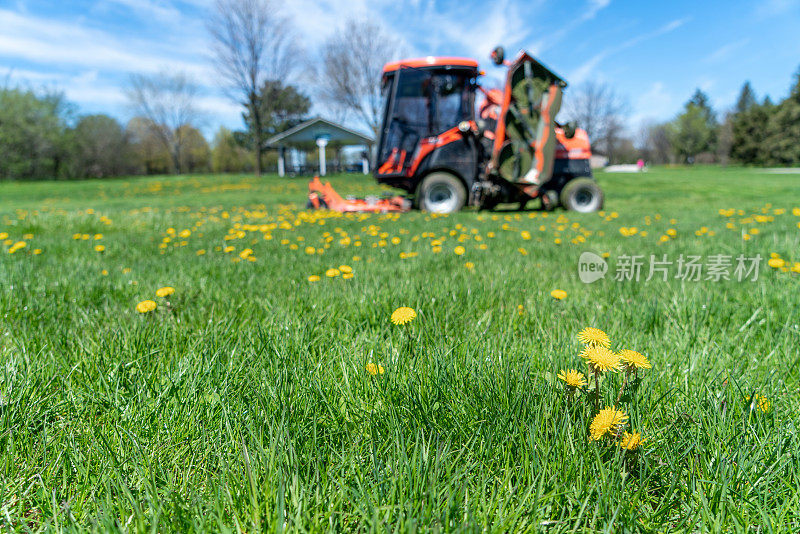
458,121,471,133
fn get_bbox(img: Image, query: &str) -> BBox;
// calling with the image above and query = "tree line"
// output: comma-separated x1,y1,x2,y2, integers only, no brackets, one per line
570,66,800,167
0,0,398,181
2,0,799,180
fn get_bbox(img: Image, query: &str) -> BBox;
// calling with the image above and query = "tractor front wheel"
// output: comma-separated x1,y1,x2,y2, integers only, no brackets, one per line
417,172,466,214
560,178,604,213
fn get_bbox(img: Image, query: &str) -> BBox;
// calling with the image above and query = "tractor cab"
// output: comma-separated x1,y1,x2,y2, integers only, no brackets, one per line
375,58,481,198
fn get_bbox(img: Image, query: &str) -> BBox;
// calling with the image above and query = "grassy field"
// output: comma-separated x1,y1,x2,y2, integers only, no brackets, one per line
1,166,799,532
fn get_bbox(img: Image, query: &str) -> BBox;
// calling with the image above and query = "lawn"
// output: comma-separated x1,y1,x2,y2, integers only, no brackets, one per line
1,166,799,532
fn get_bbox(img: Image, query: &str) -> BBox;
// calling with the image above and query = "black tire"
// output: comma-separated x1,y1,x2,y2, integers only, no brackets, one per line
540,189,558,211
417,172,467,214
560,178,603,213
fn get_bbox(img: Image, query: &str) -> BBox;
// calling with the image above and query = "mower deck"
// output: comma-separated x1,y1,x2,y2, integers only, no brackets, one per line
307,177,411,213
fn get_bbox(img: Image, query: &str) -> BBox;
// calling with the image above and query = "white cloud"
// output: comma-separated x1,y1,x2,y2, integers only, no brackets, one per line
704,39,750,63
0,8,211,78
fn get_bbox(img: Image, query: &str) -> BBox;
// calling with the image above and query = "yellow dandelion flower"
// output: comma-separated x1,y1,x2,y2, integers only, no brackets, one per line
581,345,621,373
390,306,417,325
342,272,354,280
465,261,475,270
0,232,8,240
308,275,321,282
767,258,784,269
550,289,567,300
366,363,385,375
136,300,157,313
557,369,587,389
325,268,340,278
339,265,353,274
156,286,175,298
454,246,466,255
747,394,772,413
9,241,27,253
94,244,105,252
590,407,628,440
578,327,610,348
618,349,651,370
619,431,643,451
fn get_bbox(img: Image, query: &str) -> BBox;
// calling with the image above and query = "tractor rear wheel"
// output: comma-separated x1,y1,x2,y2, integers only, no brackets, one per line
560,178,603,213
418,172,466,213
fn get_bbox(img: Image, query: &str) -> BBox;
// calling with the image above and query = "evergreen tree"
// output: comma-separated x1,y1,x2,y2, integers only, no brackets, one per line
764,66,800,165
668,89,718,163
734,81,757,114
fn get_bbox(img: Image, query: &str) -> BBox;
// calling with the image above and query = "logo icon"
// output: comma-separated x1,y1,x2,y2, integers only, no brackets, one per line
578,252,608,284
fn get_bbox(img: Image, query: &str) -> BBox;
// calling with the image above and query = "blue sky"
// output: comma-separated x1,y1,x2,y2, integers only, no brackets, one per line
2,0,800,136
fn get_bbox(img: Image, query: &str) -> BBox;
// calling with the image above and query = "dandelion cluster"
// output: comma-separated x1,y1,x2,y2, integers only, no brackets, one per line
558,327,652,449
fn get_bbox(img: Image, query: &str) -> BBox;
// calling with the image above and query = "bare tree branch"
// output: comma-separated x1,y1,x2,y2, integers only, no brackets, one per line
318,19,402,137
207,0,298,177
563,81,629,159
126,71,201,174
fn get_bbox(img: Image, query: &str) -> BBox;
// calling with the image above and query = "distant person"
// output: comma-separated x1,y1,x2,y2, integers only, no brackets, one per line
637,158,645,172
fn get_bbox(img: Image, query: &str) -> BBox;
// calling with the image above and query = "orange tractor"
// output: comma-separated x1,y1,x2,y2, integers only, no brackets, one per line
310,46,603,214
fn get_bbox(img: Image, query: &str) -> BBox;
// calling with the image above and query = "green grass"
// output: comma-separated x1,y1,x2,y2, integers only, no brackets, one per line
1,166,799,532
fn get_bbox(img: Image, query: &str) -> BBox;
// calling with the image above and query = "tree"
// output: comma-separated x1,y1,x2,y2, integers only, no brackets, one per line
763,66,800,166
668,89,717,163
208,0,298,177
716,112,734,167
126,71,202,174
735,81,757,114
71,114,131,178
212,127,253,173
731,82,764,165
243,80,310,144
319,18,401,136
127,117,172,175
0,87,72,180
563,81,629,158
637,121,673,164
177,125,211,173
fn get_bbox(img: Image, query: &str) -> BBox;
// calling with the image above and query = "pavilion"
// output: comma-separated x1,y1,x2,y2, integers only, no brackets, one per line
265,117,374,177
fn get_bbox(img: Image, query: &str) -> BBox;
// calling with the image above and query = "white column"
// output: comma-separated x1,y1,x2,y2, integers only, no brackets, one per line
316,137,329,176
277,147,285,177
362,154,369,174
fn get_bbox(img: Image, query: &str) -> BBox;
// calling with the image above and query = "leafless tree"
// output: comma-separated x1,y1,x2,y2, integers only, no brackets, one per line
207,0,298,177
319,19,402,137
563,81,629,158
716,112,734,167
126,71,201,174
637,120,673,164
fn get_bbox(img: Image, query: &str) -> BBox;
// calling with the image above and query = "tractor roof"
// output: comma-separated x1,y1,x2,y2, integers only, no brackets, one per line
382,56,479,74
